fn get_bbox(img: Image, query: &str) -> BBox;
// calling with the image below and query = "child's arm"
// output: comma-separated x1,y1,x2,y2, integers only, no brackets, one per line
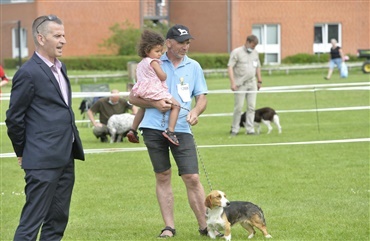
151,60,167,81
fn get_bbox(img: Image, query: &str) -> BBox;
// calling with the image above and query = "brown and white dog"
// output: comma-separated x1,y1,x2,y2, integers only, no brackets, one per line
205,190,272,240
240,107,282,134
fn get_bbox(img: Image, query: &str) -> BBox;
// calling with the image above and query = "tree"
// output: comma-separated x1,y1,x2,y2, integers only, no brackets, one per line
102,20,169,56
102,20,141,56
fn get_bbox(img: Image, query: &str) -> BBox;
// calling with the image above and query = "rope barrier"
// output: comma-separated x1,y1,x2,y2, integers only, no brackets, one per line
1,82,369,101
1,138,369,159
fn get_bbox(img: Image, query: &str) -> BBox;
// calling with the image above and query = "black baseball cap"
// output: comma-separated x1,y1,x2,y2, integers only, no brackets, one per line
166,24,194,42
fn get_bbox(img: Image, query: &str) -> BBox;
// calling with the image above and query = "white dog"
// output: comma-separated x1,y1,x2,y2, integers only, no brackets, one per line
107,113,135,143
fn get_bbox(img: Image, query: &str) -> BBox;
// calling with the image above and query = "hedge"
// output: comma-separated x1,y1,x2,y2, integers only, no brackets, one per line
282,53,361,64
4,53,264,71
5,52,361,71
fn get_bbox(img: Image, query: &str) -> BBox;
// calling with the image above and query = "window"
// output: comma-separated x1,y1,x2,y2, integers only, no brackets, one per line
313,23,341,53
12,27,28,58
252,24,281,64
314,26,323,43
266,25,278,44
327,24,339,43
265,54,278,63
0,0,34,3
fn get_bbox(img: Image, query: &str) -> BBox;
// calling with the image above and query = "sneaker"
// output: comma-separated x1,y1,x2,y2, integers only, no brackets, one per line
162,128,179,146
230,132,237,136
127,129,140,143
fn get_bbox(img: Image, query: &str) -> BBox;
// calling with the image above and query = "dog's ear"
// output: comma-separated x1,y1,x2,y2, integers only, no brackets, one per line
205,195,212,208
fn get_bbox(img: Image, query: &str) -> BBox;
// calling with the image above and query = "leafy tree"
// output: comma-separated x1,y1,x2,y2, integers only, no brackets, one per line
143,20,168,39
102,20,169,56
101,20,141,56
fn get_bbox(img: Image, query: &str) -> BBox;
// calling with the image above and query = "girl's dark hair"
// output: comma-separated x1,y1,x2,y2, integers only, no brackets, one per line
137,30,165,58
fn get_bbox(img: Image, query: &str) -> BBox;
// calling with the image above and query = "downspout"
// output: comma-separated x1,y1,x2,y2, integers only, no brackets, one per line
139,0,143,29
18,20,22,67
227,0,231,53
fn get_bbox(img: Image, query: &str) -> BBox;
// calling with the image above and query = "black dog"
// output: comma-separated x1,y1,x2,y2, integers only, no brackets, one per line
240,107,282,134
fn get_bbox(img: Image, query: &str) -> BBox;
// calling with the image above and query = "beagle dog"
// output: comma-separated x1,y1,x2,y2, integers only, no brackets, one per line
205,190,272,240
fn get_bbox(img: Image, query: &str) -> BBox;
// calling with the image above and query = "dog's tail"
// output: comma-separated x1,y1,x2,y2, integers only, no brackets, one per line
259,209,267,225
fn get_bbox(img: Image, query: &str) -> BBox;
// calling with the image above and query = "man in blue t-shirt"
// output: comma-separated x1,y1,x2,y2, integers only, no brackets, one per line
129,24,209,238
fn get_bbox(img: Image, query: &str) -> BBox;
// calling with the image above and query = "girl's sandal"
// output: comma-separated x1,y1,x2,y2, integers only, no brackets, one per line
127,129,140,143
162,129,179,146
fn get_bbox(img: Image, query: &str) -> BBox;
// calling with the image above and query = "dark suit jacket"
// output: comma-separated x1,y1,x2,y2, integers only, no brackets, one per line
6,53,85,169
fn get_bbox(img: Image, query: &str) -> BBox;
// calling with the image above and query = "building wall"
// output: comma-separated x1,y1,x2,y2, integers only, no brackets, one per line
1,0,369,65
34,1,140,57
0,0,140,64
0,2,36,64
169,0,229,53
232,1,369,58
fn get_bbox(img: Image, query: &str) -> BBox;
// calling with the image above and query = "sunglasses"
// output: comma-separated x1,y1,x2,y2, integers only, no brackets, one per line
36,15,58,33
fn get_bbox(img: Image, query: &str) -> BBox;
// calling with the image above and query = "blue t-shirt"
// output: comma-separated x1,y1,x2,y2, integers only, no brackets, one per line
139,54,208,134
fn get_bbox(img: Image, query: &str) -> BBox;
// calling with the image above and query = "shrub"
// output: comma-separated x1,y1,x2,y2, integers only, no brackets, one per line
60,56,141,70
281,53,362,64
188,53,229,69
282,53,330,64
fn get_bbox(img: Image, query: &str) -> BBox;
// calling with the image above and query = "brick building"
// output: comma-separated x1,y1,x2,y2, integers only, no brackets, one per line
1,0,369,65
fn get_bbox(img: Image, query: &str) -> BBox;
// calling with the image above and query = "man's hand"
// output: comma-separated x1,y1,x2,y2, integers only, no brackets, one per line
231,83,238,91
186,94,207,126
257,82,262,90
17,157,22,166
187,109,199,126
130,92,172,112
153,98,172,113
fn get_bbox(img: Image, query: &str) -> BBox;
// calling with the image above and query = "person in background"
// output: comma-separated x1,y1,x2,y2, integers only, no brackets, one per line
127,29,180,146
0,64,9,94
129,24,209,238
228,34,262,136
87,89,137,142
325,38,345,80
6,14,85,240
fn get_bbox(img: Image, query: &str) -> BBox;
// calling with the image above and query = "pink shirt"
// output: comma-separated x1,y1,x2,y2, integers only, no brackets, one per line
35,52,69,105
131,57,172,100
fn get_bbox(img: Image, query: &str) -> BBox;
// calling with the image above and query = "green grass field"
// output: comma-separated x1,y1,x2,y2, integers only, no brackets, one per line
1,67,369,240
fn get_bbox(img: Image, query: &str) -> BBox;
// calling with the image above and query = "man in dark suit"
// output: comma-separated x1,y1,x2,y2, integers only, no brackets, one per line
6,14,85,241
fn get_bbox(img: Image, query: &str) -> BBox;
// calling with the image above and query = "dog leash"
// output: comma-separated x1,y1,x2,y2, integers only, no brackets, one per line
192,128,213,192
161,104,191,127
170,103,213,192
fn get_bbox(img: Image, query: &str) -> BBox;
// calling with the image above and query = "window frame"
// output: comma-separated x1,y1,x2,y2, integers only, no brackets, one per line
252,24,281,64
12,27,28,58
313,23,342,53
0,0,34,4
